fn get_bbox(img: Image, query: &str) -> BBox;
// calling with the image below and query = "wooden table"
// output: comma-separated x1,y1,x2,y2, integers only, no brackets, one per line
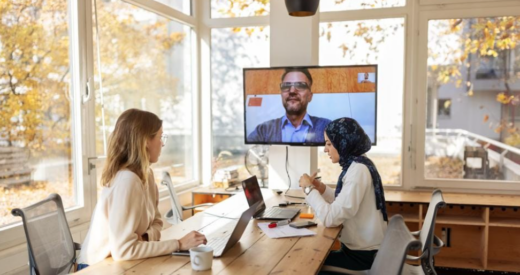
77,190,342,275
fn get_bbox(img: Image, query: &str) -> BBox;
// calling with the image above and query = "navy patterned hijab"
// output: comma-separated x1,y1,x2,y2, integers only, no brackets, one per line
325,117,388,222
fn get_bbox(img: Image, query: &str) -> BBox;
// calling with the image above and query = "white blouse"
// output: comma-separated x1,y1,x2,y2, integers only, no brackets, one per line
305,162,387,251
78,170,179,265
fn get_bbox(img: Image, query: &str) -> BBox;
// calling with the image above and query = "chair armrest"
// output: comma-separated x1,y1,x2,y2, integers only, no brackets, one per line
74,242,81,251
321,265,369,275
406,251,426,261
410,230,420,236
432,235,444,256
181,203,214,210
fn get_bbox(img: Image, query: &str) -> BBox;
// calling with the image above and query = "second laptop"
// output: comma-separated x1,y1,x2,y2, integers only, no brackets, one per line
242,176,300,220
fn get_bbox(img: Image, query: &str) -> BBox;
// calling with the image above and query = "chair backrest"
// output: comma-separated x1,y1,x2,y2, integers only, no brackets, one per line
11,193,76,275
161,171,183,225
419,189,446,273
420,190,446,251
369,215,422,275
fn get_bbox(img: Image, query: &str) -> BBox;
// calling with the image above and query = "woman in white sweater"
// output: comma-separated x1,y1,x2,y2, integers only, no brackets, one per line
299,117,388,272
77,109,206,269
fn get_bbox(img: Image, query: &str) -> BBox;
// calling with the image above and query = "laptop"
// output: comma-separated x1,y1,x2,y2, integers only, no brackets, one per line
172,201,258,258
242,176,300,220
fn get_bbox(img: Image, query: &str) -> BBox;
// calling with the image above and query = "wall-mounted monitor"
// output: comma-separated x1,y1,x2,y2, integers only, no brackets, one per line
243,65,377,146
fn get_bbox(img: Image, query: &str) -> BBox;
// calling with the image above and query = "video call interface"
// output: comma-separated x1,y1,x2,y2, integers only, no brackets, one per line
243,65,377,146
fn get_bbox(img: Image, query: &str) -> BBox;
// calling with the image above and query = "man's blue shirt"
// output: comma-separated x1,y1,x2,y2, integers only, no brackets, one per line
247,114,331,143
281,114,313,143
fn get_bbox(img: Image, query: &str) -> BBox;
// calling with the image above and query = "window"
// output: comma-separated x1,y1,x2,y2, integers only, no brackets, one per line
319,18,405,186
210,27,269,183
93,0,195,190
0,0,78,229
320,0,405,12
425,16,520,182
155,0,192,15
211,0,269,18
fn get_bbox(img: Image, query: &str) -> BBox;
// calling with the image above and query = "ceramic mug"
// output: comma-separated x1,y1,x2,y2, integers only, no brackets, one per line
189,246,213,271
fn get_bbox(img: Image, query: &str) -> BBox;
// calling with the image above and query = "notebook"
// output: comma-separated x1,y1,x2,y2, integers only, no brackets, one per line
172,201,258,258
242,176,300,220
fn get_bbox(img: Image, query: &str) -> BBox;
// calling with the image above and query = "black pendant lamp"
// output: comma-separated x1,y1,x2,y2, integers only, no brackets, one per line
285,0,320,17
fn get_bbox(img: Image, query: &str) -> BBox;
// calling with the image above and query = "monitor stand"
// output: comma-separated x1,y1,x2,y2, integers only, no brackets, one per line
268,145,317,191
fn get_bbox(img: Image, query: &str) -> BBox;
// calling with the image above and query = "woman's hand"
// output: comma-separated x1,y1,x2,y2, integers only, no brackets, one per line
178,231,207,251
299,173,315,188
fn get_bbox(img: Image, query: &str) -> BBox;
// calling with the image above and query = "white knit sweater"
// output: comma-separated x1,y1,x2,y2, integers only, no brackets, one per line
78,170,179,265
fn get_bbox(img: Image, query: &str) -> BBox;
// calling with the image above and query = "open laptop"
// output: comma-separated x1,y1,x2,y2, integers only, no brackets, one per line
172,201,258,258
242,176,300,220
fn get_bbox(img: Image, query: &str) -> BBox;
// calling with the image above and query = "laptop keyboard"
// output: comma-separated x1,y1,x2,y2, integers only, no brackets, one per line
262,207,289,217
207,233,231,252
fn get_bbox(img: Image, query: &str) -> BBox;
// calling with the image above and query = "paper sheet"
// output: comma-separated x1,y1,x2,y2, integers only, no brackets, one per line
258,223,317,239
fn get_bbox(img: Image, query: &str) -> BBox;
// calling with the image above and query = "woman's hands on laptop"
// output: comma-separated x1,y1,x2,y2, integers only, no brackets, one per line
179,231,207,250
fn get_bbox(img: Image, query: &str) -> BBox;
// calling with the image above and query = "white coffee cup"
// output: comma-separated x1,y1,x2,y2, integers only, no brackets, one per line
189,246,213,271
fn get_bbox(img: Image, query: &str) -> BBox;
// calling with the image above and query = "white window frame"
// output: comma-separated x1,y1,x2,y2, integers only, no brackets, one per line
0,0,93,250
198,1,269,184
412,1,520,193
109,0,202,196
319,3,415,190
0,0,201,251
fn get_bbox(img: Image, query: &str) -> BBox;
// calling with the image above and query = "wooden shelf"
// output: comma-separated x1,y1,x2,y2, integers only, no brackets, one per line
388,212,420,222
436,215,485,226
487,260,520,273
489,217,520,228
435,257,483,270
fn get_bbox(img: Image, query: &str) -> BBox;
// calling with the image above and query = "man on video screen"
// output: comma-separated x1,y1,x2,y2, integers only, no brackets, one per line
248,68,331,143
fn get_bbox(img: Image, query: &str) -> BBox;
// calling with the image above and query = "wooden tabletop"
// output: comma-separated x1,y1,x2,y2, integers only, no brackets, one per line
77,190,341,275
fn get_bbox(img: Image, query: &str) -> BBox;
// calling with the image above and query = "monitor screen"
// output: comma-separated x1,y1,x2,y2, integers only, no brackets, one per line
243,65,377,146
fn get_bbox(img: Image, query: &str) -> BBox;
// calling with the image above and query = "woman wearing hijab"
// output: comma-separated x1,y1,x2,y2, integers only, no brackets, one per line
299,117,388,271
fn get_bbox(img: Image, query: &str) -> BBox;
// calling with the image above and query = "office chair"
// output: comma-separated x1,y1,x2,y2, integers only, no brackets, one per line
321,215,422,275
11,193,81,275
403,189,446,275
161,171,214,225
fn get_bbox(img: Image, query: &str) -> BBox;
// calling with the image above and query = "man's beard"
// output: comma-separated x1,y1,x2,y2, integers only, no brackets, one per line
284,100,307,116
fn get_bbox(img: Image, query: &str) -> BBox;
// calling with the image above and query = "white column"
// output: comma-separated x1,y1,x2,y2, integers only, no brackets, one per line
268,0,320,190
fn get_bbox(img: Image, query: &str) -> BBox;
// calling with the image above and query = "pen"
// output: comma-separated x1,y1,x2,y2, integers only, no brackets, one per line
268,219,290,228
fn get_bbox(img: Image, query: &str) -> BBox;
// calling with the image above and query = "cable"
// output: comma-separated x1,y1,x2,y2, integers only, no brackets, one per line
203,212,239,220
285,146,291,194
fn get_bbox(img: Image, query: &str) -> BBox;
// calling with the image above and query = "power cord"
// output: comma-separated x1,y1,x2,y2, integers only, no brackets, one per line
285,146,291,194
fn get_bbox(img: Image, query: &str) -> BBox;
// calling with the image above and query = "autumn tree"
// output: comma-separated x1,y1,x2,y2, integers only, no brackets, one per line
0,0,187,159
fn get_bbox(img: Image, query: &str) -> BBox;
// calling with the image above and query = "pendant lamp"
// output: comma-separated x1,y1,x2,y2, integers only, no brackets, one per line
285,0,320,17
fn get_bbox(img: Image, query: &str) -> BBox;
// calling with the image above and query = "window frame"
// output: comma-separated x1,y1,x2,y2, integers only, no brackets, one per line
0,0,93,250
319,3,414,189
199,0,269,185
412,2,520,193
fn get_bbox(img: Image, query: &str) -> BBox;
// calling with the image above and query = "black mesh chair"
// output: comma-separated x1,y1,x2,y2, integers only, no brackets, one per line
403,189,446,275
320,215,422,275
11,193,81,275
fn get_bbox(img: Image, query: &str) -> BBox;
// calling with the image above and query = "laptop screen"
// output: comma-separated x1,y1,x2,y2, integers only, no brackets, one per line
242,176,266,214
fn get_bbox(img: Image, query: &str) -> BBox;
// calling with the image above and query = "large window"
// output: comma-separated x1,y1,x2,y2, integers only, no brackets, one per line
320,0,405,12
425,16,520,183
319,18,405,185
0,0,77,229
210,27,269,183
211,0,269,18
93,0,195,190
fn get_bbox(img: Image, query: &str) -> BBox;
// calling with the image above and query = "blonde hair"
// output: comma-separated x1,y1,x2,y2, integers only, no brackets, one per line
101,109,162,187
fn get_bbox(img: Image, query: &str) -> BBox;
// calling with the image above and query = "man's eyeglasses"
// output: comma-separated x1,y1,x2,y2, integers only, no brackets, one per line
161,134,168,146
280,82,310,92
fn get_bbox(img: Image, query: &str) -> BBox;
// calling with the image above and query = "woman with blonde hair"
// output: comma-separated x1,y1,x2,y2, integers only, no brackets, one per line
77,109,206,269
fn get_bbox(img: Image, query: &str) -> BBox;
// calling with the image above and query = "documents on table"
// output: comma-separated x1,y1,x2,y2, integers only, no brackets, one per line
258,222,317,239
